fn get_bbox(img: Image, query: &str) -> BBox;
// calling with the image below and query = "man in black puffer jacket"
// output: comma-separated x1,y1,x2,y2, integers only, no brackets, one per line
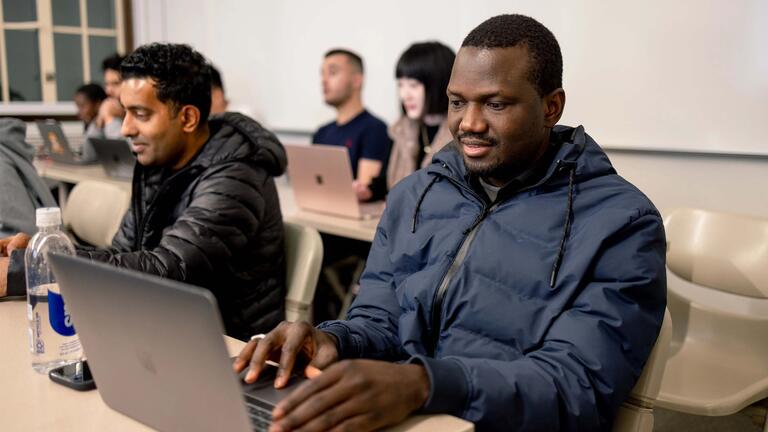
0,43,287,340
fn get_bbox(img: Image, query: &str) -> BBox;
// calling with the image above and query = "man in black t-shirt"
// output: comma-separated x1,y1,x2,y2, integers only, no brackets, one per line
312,49,390,185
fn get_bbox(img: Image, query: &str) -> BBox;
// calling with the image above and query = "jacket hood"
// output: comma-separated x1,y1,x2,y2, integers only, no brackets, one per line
194,112,287,176
0,118,34,162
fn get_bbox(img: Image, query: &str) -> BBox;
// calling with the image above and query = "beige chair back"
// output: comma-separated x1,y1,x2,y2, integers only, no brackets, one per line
656,208,768,416
665,208,768,298
62,181,130,248
284,222,323,323
612,308,673,432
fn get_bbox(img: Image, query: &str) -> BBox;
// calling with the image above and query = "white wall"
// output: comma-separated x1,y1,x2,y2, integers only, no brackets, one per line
132,0,768,156
606,150,768,218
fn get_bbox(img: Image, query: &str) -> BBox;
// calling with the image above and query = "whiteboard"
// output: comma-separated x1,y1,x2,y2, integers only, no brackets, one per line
140,0,768,155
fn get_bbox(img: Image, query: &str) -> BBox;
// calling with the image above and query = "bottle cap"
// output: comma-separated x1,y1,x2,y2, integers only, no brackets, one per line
36,207,62,227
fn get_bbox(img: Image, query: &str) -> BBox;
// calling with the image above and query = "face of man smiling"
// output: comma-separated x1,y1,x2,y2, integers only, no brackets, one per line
119,77,195,169
446,45,565,186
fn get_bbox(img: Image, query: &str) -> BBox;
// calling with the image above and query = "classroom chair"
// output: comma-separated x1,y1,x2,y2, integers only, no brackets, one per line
655,208,768,426
62,180,131,248
612,308,673,432
284,221,323,323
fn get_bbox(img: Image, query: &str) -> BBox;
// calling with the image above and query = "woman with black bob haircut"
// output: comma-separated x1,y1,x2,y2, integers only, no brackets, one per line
354,41,455,202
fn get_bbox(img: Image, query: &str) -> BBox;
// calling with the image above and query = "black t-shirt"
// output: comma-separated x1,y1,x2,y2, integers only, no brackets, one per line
312,109,390,179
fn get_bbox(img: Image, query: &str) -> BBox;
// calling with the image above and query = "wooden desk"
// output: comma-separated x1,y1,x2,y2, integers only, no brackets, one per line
0,302,472,431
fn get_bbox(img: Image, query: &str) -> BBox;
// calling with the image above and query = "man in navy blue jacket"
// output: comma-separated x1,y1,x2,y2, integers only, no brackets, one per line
234,14,666,432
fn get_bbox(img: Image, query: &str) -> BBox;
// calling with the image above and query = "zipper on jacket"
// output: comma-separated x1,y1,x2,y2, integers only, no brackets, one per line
426,202,497,357
136,180,170,246
422,159,568,356
135,167,197,246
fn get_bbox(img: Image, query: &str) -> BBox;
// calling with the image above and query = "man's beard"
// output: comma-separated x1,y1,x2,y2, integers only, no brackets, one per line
458,131,504,178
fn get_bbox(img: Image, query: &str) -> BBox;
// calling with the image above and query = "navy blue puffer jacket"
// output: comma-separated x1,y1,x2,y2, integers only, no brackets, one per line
319,125,667,431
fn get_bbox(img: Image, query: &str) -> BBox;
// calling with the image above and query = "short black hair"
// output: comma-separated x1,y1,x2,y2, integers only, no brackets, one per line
324,48,364,74
396,41,455,116
210,65,224,91
101,53,125,72
120,43,212,125
75,83,107,103
462,14,562,96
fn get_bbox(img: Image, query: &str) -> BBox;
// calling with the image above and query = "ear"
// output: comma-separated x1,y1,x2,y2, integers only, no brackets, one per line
178,105,202,133
352,72,364,91
543,88,566,128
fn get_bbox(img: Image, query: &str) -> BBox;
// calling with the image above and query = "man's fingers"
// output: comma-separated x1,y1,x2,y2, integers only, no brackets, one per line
272,362,345,421
275,324,312,388
270,378,358,432
304,365,322,379
246,332,280,383
6,234,30,255
233,337,260,373
6,239,20,255
0,237,12,256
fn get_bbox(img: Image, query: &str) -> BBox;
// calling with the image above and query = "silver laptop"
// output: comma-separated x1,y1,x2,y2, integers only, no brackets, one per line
35,120,93,165
91,138,135,180
285,143,384,219
48,254,306,432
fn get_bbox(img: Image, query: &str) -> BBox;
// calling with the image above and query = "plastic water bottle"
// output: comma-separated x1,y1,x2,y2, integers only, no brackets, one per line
25,207,82,373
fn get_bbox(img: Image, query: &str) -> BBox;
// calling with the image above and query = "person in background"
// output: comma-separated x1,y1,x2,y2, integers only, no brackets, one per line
74,83,108,161
312,49,390,185
94,53,125,139
354,41,455,202
74,83,107,132
0,118,58,238
311,49,393,321
210,65,229,115
209,64,259,120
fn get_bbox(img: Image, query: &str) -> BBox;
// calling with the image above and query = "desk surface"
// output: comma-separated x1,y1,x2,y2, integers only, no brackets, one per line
35,159,131,188
38,162,379,243
0,302,471,431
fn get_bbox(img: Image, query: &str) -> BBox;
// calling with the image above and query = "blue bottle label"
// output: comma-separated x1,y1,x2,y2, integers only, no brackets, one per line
48,290,76,336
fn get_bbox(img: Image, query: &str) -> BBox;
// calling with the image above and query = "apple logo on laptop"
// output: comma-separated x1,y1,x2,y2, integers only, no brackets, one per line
136,350,158,375
315,175,324,185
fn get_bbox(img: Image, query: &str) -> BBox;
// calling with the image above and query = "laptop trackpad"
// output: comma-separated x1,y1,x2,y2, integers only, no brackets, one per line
239,364,307,406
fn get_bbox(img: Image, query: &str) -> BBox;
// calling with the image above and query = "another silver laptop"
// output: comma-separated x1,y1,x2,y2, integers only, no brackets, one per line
90,138,135,180
35,120,93,165
285,143,384,219
48,254,305,432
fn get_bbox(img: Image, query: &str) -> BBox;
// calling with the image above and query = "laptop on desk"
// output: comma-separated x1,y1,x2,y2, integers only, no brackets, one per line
48,254,306,432
35,120,94,165
91,138,135,180
284,143,385,220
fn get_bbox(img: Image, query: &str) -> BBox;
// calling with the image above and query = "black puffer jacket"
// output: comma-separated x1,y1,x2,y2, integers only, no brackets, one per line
79,112,287,340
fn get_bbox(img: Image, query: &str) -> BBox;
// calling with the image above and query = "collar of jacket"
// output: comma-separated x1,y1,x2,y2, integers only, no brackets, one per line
427,125,588,196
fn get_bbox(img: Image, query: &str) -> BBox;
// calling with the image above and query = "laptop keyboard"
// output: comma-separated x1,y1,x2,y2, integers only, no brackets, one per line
244,393,273,431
